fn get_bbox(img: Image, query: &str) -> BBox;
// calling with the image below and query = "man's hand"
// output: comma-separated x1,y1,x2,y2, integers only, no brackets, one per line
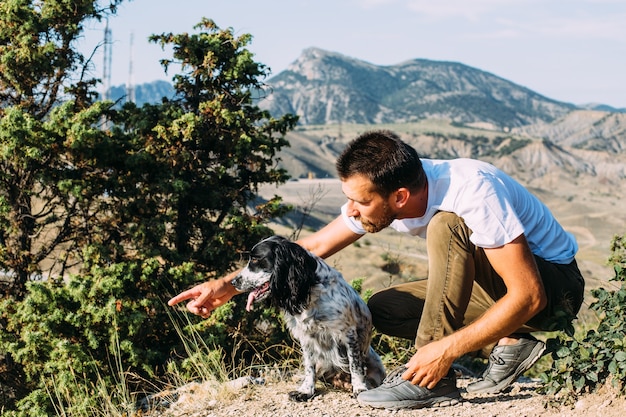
168,278,238,318
402,339,455,389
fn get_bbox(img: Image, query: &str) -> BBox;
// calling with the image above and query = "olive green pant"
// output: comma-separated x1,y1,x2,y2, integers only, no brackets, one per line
368,212,585,357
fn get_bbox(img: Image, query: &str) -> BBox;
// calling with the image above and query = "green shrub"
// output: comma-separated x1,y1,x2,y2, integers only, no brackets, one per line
0,252,302,416
0,257,200,416
541,234,626,404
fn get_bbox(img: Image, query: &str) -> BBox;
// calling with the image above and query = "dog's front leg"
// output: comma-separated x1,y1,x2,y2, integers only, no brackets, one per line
289,341,316,401
346,328,369,396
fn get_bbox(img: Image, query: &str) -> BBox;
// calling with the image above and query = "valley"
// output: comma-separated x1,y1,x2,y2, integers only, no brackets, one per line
259,120,626,325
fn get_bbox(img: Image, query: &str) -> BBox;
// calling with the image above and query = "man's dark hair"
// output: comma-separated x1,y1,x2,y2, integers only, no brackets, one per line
336,130,426,196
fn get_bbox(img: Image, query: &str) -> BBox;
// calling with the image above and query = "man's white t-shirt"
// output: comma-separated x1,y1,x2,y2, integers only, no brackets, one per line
341,158,578,264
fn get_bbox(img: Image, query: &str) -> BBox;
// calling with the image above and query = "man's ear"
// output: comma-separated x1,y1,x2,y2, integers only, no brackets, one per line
393,188,411,208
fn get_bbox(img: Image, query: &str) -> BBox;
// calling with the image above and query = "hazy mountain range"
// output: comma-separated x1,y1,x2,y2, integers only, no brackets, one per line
106,47,626,188
105,80,175,107
258,48,625,127
108,47,625,117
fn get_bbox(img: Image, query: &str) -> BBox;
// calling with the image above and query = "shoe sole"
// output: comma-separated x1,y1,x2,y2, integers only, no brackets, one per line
467,341,546,394
358,391,462,410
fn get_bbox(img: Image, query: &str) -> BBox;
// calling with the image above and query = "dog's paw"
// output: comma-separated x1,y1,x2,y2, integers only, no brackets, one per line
352,388,367,399
288,390,315,402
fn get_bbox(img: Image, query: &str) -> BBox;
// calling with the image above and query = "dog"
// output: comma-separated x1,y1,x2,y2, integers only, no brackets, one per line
231,235,386,401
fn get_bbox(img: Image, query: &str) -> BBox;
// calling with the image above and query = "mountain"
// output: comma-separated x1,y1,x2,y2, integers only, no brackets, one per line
258,47,575,128
107,49,623,125
512,110,626,153
251,47,625,195
105,80,175,106
97,49,625,191
578,103,626,113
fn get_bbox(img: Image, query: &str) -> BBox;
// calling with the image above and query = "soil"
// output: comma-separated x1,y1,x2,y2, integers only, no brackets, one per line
144,371,626,417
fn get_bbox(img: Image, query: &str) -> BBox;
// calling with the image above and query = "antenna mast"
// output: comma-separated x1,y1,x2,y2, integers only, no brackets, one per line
126,32,135,103
102,19,112,100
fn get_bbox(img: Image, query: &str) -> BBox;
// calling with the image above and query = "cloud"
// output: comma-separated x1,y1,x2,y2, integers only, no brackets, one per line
404,0,530,21
395,0,626,42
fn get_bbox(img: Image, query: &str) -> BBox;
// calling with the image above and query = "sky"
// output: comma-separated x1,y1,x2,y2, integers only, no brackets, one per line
79,0,626,108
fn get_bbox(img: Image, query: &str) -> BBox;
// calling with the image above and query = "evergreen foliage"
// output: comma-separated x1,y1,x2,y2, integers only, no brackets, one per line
0,0,125,299
1,3,297,415
541,234,626,404
0,259,198,416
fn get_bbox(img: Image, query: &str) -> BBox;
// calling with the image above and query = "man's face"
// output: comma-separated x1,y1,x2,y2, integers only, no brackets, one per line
341,174,397,233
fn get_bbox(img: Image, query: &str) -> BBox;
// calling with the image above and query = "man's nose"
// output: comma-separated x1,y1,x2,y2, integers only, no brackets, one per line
346,201,359,217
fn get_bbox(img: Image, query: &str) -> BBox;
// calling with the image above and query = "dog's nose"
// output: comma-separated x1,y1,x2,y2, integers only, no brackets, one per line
230,275,241,288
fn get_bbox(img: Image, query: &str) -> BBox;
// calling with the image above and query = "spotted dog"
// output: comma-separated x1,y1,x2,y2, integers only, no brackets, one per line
231,235,386,401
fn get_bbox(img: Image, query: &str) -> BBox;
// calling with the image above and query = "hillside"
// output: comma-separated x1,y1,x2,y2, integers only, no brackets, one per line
513,110,626,152
275,119,625,185
105,80,176,106
259,119,625,312
259,47,574,127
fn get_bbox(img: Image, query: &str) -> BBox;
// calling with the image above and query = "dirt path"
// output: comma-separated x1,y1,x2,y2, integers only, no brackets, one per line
146,373,625,417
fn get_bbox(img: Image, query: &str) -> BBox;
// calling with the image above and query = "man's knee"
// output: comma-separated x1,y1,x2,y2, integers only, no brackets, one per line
426,211,463,234
367,289,391,320
366,287,423,340
426,212,474,252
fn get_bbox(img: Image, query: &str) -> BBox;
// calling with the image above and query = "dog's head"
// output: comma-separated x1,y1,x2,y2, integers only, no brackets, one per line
231,235,319,314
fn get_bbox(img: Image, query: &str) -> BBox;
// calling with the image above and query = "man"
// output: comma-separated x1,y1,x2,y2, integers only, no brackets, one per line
169,130,585,410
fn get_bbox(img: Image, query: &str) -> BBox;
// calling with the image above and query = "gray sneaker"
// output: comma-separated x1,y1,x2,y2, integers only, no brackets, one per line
466,335,546,394
357,366,461,410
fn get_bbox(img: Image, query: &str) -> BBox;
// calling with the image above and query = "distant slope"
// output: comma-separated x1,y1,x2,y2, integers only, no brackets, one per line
259,47,574,128
578,103,626,113
512,110,626,153
106,80,175,107
276,121,626,196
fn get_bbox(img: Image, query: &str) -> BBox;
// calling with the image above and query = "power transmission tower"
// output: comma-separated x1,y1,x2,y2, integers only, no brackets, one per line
102,19,112,100
126,32,135,103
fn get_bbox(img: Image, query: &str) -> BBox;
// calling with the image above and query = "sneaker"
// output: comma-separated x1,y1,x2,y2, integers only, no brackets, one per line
466,335,546,394
357,366,461,410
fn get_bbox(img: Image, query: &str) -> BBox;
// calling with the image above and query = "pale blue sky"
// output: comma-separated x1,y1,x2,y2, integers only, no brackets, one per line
79,0,626,107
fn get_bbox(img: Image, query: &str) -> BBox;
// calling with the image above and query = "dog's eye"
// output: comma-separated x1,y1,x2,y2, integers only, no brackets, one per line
248,256,270,271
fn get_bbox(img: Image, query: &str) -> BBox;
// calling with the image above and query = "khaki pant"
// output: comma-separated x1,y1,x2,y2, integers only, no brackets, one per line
368,212,585,357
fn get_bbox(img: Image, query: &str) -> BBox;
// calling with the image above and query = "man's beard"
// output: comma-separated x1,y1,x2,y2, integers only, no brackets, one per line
356,201,396,233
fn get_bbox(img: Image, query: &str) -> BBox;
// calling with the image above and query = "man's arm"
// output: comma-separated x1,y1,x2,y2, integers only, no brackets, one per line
403,233,547,388
169,215,362,316
296,215,362,258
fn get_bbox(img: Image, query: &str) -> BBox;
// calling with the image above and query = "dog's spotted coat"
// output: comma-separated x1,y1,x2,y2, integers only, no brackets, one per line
231,235,386,401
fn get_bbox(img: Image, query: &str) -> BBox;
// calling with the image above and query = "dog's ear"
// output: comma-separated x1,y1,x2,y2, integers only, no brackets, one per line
270,238,319,315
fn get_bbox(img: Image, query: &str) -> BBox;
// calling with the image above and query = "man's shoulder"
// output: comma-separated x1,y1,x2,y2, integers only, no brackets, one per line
422,158,500,179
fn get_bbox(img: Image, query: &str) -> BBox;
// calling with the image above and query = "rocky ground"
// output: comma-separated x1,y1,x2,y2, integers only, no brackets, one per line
144,370,625,417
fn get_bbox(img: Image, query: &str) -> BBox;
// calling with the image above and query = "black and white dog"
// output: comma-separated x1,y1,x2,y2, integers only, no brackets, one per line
231,235,386,401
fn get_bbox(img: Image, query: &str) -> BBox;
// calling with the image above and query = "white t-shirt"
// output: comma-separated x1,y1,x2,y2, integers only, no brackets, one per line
341,158,578,264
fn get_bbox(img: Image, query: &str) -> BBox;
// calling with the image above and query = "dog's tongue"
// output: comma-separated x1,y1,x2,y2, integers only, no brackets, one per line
246,292,257,311
245,282,269,311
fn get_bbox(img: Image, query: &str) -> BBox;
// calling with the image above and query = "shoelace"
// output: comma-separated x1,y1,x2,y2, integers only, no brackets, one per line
489,351,507,366
480,348,509,381
382,366,408,384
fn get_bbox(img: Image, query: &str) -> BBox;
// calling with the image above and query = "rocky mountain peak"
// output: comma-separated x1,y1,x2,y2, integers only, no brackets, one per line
260,48,574,127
